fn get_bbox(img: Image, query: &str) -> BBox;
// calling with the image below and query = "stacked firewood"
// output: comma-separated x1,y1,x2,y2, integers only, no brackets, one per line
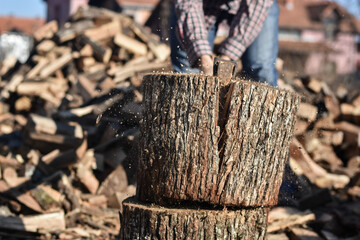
267,76,360,239
0,4,359,238
0,6,170,240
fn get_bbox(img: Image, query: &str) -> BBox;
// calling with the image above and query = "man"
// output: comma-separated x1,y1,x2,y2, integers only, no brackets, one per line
170,0,279,86
170,0,299,205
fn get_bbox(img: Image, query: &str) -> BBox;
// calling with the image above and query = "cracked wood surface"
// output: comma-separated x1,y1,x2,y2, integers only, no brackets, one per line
137,74,300,207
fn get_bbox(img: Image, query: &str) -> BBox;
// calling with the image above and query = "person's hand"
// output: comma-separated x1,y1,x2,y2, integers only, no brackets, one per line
199,55,213,75
218,55,231,61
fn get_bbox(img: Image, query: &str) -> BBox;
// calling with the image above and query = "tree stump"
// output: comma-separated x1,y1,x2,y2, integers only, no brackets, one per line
137,73,300,207
120,197,268,240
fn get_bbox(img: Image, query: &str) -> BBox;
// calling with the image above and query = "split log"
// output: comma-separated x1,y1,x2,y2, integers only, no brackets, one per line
77,34,112,63
55,20,94,43
84,19,121,41
39,52,73,78
138,74,300,207
33,20,58,42
114,33,147,56
0,211,65,232
120,197,268,239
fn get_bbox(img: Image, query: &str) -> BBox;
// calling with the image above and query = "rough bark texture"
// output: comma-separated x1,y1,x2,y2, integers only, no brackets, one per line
138,74,300,207
120,197,268,240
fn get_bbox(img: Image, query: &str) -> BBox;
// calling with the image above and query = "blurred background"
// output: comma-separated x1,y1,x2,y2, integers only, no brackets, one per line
0,1,360,239
1,0,360,83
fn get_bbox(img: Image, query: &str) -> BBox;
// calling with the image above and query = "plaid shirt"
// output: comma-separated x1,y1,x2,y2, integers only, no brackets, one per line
173,0,274,66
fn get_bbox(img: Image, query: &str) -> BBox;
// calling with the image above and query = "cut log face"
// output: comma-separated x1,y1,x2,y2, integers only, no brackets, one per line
138,74,300,207
120,197,268,240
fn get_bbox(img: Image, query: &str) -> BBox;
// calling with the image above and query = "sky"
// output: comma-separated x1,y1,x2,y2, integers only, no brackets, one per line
0,0,46,18
0,0,358,19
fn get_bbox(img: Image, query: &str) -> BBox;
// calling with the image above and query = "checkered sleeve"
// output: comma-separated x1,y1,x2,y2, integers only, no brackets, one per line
173,0,213,67
218,0,273,60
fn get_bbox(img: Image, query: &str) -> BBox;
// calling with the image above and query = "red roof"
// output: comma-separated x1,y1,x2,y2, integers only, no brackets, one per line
0,16,45,35
278,0,360,33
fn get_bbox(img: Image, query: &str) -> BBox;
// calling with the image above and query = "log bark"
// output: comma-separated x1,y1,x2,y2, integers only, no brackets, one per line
138,74,300,207
120,197,268,240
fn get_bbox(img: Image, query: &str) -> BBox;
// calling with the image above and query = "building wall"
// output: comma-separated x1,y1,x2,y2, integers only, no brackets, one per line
301,30,324,42
327,33,358,74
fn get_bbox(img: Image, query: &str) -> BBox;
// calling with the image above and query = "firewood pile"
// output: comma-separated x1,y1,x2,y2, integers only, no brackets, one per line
267,76,360,239
0,5,359,239
0,5,170,240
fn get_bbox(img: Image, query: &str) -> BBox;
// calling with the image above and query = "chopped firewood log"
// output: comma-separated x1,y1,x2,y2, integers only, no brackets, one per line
304,77,323,93
15,96,32,112
84,19,121,41
311,144,343,166
293,120,310,136
40,52,73,78
76,35,112,63
0,55,17,76
30,185,62,211
114,33,148,56
108,185,136,210
0,180,43,212
340,103,355,122
336,85,348,100
267,207,315,233
33,20,58,42
76,74,99,102
324,95,341,119
1,74,24,99
36,40,56,55
314,116,335,130
297,102,318,122
290,138,327,183
77,57,96,71
26,57,49,79
315,173,350,189
79,44,93,57
347,156,360,169
83,194,108,207
267,233,289,240
352,95,360,106
288,227,321,240
334,121,360,145
0,211,65,232
55,20,94,43
77,166,99,194
3,167,29,188
97,165,128,198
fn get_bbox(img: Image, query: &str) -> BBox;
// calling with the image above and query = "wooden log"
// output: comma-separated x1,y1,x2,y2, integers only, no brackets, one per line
138,74,300,207
297,103,318,122
77,34,112,63
0,211,65,232
33,20,58,42
36,40,55,55
120,197,268,240
84,19,121,41
0,55,17,76
114,33,147,56
26,57,49,79
55,20,94,43
39,52,73,78
267,207,315,233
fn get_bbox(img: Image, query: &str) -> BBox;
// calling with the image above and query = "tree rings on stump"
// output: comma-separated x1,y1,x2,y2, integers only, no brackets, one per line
120,197,268,240
138,73,300,207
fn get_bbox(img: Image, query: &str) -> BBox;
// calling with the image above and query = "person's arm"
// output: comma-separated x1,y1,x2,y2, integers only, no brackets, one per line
173,0,213,69
218,0,273,61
